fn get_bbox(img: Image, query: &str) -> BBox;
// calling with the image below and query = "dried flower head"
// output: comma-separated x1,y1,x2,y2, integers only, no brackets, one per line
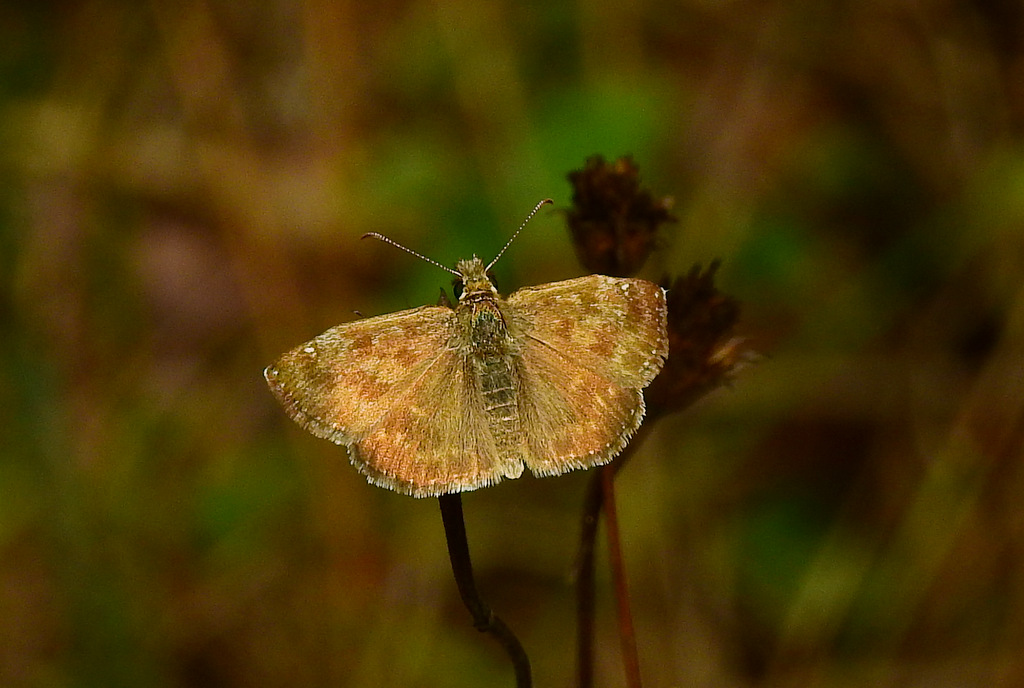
645,261,747,417
566,155,676,277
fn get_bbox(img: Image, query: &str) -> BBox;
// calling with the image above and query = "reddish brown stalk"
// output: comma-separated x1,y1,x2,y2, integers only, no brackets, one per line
602,464,643,688
575,427,650,688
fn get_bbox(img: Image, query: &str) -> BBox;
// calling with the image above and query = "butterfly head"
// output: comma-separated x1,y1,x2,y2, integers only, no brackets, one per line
455,256,497,301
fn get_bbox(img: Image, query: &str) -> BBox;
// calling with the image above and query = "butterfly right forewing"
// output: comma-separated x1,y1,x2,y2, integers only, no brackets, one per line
265,306,456,445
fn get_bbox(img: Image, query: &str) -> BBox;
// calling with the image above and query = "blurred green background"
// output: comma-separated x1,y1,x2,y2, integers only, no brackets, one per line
3,1,1024,686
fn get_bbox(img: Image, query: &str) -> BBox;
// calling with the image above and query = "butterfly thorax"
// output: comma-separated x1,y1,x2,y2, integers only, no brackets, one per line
455,256,510,355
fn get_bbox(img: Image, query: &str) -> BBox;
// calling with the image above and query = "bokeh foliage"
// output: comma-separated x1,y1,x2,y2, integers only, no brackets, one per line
3,1,1024,686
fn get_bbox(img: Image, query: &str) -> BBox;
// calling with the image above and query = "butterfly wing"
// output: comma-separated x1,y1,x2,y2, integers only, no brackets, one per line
352,348,525,496
505,275,667,476
265,306,522,496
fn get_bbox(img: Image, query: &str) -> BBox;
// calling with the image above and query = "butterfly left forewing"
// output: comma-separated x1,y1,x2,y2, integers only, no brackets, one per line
509,274,667,386
505,274,667,475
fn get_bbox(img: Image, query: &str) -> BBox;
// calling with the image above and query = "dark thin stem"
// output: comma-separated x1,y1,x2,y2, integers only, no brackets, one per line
438,493,532,688
602,465,642,688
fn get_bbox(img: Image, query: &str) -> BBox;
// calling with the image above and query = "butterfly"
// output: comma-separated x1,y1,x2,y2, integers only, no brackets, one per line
264,200,668,497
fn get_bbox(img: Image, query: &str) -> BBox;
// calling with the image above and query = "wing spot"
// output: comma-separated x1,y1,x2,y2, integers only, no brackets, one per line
351,370,390,400
393,345,422,366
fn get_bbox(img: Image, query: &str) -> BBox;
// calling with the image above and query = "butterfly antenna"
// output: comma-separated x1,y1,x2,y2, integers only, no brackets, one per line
486,198,553,272
362,232,461,276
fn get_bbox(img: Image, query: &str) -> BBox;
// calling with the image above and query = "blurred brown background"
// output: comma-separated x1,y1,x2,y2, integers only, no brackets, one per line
3,1,1024,686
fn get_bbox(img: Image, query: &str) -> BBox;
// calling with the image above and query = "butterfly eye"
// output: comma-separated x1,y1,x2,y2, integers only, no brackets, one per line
487,270,499,293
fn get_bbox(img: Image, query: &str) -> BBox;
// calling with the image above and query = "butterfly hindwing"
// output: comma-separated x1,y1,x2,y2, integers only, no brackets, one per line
352,349,524,496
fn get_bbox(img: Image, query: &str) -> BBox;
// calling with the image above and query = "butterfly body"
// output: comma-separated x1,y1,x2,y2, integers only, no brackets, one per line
265,255,667,497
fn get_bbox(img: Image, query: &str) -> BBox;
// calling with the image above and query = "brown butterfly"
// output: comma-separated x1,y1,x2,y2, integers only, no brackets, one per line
265,200,668,497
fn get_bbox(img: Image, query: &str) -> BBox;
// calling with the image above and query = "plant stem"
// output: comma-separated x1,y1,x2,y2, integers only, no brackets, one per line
602,465,642,688
575,425,653,688
575,470,603,688
438,493,532,688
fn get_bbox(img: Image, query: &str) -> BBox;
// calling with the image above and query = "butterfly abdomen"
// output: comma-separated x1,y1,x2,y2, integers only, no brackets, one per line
478,355,520,448
460,297,523,455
